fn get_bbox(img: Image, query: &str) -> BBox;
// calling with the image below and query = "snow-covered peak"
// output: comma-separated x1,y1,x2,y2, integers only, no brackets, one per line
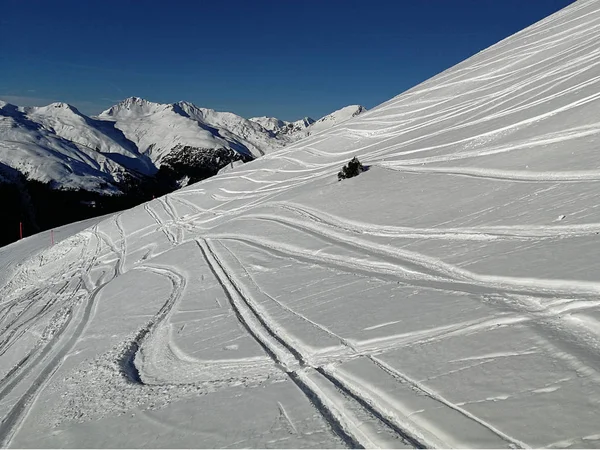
291,117,315,131
175,100,200,114
249,106,366,141
248,116,285,132
97,98,260,163
99,97,170,119
1,95,369,194
28,102,84,118
45,102,78,111
176,102,274,136
322,104,365,121
0,101,19,115
0,98,156,188
248,115,315,137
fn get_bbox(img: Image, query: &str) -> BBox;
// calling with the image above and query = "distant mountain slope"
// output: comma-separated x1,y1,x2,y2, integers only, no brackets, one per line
0,97,367,193
0,101,126,193
27,102,155,175
0,98,366,245
249,116,316,138
98,97,256,165
250,104,367,142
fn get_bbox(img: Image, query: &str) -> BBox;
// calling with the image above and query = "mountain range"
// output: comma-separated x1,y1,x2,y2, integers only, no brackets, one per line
0,97,366,192
0,99,366,245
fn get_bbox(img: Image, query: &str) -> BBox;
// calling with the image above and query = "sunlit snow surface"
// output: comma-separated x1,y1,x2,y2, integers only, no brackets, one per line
3,1,600,447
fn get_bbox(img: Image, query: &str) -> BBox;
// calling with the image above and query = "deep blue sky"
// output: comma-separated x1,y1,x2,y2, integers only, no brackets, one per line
0,0,576,120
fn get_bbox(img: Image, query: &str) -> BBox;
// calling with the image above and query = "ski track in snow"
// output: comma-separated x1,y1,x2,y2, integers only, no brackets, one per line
205,226,600,376
8,156,594,447
210,241,526,447
0,229,106,447
196,238,421,448
5,2,600,447
206,237,599,448
83,171,600,448
379,162,600,183
144,201,177,246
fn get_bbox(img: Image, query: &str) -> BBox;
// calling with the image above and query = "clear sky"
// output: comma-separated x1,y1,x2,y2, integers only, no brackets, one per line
0,0,576,121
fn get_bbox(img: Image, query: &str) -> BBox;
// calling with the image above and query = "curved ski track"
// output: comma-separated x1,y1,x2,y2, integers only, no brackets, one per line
205,217,600,379
129,182,600,449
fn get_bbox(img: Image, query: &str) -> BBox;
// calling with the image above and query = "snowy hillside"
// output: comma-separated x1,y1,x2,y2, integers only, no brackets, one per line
307,105,366,135
0,96,365,194
26,103,155,175
3,0,600,448
0,101,130,193
98,97,257,165
250,104,367,142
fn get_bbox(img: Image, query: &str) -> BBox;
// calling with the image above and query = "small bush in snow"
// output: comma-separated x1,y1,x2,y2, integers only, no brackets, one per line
338,157,365,181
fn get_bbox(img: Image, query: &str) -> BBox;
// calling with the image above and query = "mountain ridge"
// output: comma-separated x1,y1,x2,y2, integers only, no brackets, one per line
0,97,368,192
0,97,367,246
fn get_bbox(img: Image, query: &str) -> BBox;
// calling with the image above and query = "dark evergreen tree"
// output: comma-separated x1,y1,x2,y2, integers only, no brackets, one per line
338,157,365,181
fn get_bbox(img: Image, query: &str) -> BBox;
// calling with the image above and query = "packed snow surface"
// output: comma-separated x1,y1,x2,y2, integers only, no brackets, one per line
3,0,600,447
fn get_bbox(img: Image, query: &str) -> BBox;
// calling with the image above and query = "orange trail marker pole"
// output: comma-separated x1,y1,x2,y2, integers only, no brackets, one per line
19,222,23,240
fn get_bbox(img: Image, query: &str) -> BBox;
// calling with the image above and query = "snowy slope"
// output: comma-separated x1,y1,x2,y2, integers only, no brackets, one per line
3,0,600,448
0,101,127,192
307,105,366,135
98,97,255,164
27,103,155,175
250,105,367,142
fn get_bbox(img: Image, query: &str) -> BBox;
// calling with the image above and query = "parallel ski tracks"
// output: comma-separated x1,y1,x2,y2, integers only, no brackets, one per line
210,229,600,389
367,356,529,449
211,239,532,449
198,238,426,449
135,192,600,392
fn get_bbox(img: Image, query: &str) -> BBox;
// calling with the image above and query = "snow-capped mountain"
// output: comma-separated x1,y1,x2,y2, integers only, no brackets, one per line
2,1,599,447
248,115,288,132
250,105,367,142
0,101,130,192
100,98,366,164
98,97,257,165
0,97,366,246
0,96,367,194
249,116,316,137
26,102,154,175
